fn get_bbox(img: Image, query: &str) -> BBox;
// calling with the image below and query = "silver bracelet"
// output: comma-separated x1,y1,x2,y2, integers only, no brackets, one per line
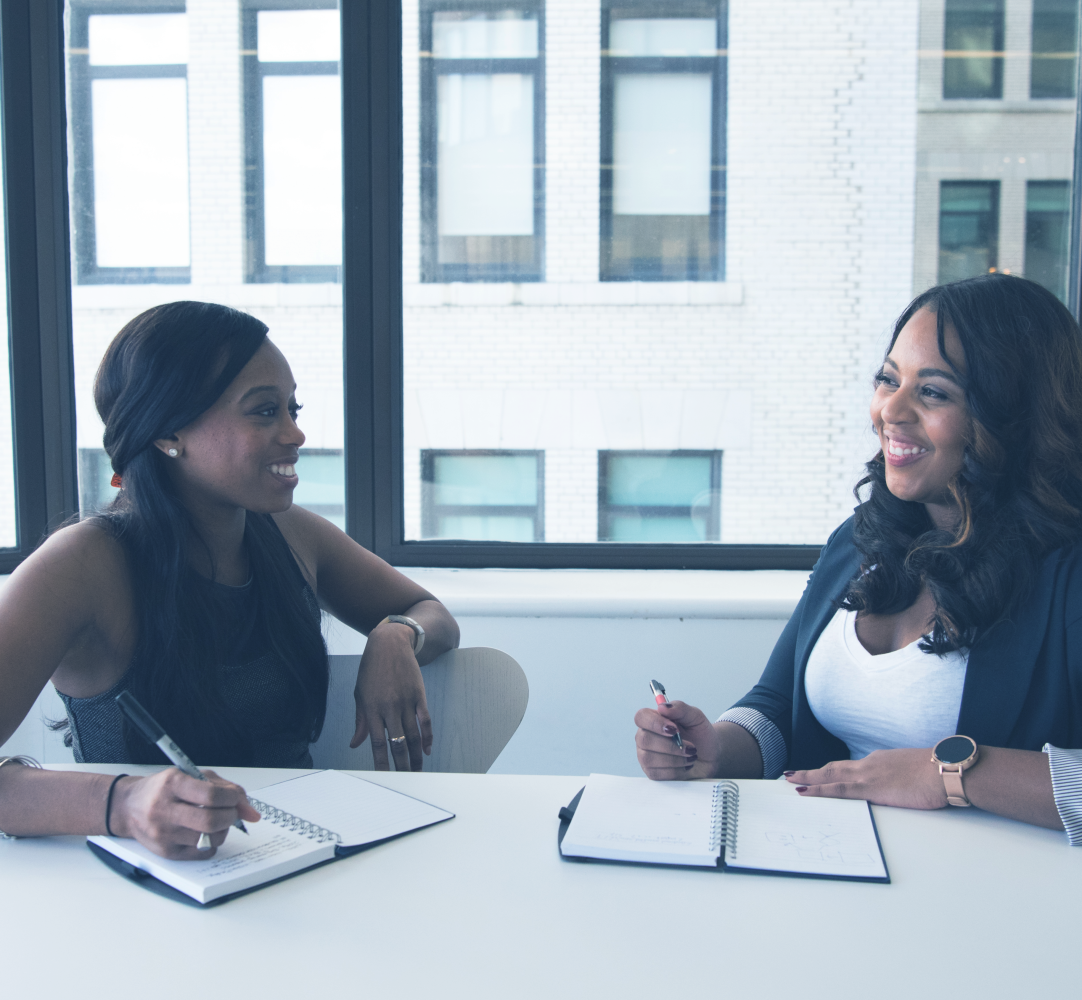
0,756,42,841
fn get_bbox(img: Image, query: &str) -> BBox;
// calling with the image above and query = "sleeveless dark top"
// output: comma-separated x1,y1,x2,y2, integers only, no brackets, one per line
57,547,324,769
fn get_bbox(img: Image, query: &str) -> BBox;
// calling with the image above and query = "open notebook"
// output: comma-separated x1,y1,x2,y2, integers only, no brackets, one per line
88,770,454,906
558,774,889,883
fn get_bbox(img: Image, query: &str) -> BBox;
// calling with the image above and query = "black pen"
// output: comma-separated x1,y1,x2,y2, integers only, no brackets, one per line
115,690,248,836
649,679,684,749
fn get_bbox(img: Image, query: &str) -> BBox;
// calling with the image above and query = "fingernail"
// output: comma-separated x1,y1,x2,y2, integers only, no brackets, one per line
683,744,696,754
685,764,695,770
663,702,673,708
662,725,676,735
685,755,698,764
783,770,795,777
795,786,808,793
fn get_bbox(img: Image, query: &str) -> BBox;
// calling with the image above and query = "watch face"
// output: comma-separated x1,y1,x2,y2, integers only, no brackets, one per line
935,735,975,764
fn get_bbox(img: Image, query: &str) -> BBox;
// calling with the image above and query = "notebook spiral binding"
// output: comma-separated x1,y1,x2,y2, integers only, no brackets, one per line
710,780,740,861
247,797,342,845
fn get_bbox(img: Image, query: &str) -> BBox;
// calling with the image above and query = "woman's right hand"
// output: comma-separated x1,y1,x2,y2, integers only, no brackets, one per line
110,768,261,859
634,701,724,780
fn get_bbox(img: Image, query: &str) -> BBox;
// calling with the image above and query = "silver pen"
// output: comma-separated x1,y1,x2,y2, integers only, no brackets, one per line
649,679,684,749
115,691,248,835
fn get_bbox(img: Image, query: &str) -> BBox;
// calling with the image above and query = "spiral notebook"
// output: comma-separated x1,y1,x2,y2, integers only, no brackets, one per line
558,774,889,882
88,770,454,906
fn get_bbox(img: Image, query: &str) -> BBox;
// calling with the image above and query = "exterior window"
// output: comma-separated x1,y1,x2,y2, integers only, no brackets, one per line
69,5,190,283
1025,180,1070,303
293,450,345,530
598,451,721,542
421,4,544,282
1031,0,1078,99
600,3,726,281
243,2,341,283
422,451,544,541
938,181,999,283
943,0,1004,100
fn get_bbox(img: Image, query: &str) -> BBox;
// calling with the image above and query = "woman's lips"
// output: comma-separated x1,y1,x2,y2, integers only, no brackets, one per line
884,438,928,468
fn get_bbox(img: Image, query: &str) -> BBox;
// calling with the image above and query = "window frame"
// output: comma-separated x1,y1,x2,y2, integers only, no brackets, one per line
937,179,1001,284
418,0,545,283
421,448,544,542
942,0,1005,101
241,0,341,285
599,0,727,283
67,0,190,285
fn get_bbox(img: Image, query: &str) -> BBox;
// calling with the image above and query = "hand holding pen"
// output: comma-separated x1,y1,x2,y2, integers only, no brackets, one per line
633,680,705,779
115,691,258,853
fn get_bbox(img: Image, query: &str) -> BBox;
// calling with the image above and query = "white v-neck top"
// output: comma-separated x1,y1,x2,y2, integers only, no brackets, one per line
803,607,969,760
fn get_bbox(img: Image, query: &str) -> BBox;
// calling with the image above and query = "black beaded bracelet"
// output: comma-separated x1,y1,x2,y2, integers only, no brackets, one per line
104,773,128,837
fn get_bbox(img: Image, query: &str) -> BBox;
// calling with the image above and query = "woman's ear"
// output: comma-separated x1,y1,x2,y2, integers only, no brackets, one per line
153,435,182,459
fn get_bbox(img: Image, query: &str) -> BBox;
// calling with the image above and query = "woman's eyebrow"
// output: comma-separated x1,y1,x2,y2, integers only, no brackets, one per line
883,357,961,385
238,384,288,402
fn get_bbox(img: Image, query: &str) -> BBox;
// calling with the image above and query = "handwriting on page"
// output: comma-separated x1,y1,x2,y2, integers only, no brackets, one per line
197,834,309,880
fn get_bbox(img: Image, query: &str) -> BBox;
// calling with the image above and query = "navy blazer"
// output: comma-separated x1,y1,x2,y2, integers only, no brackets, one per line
731,516,1082,770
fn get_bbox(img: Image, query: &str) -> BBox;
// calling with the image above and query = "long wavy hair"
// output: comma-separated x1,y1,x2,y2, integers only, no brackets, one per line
841,274,1082,653
90,301,328,764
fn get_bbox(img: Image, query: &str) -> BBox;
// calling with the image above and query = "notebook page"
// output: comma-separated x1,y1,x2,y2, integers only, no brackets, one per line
251,770,453,848
88,818,333,904
725,780,887,879
560,774,721,867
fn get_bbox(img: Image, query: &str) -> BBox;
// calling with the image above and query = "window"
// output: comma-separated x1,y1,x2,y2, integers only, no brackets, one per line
293,449,345,530
598,452,721,542
69,4,190,283
243,1,341,283
420,2,544,282
1025,180,1071,303
1031,0,1078,99
943,0,1004,100
600,3,725,281
421,451,543,541
938,181,999,283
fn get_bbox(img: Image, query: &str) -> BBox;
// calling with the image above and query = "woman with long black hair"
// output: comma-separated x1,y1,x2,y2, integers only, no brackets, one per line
635,274,1082,841
0,301,459,857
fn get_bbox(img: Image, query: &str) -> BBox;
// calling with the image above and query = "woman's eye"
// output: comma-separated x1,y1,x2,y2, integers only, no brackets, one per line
873,371,896,388
921,385,948,401
290,403,303,419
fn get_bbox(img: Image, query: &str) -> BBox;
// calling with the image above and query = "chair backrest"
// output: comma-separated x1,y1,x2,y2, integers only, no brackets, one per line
310,647,529,773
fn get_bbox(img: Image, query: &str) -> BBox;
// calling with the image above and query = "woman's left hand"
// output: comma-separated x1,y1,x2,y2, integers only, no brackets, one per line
351,622,432,771
785,748,948,810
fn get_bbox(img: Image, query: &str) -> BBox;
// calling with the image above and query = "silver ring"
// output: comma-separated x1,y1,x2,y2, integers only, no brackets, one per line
389,736,407,746
196,832,212,851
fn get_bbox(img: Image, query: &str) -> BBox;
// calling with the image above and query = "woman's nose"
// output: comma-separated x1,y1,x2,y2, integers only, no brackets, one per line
879,384,915,425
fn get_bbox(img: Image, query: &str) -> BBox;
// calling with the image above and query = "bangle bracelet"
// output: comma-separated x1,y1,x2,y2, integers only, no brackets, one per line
104,774,128,837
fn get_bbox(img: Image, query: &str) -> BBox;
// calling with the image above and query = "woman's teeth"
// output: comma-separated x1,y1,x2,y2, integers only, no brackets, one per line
270,463,296,477
888,443,926,457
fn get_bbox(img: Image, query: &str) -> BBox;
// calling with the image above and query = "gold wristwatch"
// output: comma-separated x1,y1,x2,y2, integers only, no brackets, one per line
931,735,980,807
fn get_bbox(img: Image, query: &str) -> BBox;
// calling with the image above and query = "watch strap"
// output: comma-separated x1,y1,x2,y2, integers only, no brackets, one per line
940,765,971,807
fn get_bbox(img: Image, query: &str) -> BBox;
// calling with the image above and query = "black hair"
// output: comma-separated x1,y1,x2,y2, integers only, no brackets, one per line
841,273,1082,653
90,301,328,764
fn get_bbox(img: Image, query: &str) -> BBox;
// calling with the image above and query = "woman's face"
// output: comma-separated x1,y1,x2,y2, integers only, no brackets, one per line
160,339,305,515
870,307,970,525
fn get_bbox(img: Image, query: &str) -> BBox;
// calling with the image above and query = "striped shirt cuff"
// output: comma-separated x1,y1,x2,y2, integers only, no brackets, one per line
717,707,788,779
1044,744,1082,846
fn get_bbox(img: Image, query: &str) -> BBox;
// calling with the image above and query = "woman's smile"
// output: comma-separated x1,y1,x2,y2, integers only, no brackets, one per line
883,435,928,466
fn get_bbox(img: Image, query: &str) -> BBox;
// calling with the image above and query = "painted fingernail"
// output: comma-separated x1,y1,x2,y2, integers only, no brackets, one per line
783,770,795,776
663,702,673,708
795,786,808,793
662,725,677,735
683,744,696,754
685,756,698,765
685,764,695,770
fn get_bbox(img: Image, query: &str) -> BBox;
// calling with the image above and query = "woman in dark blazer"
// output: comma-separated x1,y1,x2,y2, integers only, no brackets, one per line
635,274,1082,841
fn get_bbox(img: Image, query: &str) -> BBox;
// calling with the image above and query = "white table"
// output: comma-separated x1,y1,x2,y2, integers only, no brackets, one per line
3,766,1079,999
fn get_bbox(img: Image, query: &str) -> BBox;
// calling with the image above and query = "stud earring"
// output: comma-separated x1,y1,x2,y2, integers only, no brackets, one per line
167,448,178,457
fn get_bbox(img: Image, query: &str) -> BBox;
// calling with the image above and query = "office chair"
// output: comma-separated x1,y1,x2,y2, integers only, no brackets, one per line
310,647,529,773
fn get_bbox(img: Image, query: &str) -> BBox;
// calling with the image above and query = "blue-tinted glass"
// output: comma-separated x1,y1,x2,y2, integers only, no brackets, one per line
609,515,705,542
606,454,711,506
293,451,344,530
432,454,537,505
437,515,535,541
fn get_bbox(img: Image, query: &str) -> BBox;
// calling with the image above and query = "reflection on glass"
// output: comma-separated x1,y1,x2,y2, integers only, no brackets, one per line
432,11,537,58
599,453,720,543
1025,180,1070,303
422,452,542,542
91,78,190,268
292,450,345,531
943,0,1004,100
257,9,339,62
938,181,999,283
0,34,14,547
88,12,187,65
609,18,716,56
1031,0,1078,99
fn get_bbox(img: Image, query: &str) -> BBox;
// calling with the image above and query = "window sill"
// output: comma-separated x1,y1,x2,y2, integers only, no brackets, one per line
393,567,808,619
404,282,744,308
919,99,1075,114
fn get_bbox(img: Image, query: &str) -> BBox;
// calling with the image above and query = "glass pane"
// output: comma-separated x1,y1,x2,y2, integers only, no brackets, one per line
91,78,190,268
431,453,538,504
605,453,711,505
402,0,1080,547
0,37,15,548
88,12,188,65
1031,0,1078,99
432,12,538,59
609,19,716,57
257,9,339,62
262,75,342,265
69,2,344,529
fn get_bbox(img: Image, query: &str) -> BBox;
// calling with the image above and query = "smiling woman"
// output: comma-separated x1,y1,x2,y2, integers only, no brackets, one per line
0,301,459,860
634,274,1082,847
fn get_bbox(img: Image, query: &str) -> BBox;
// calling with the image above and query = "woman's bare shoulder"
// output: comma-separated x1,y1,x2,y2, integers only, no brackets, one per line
12,518,129,597
269,504,329,590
